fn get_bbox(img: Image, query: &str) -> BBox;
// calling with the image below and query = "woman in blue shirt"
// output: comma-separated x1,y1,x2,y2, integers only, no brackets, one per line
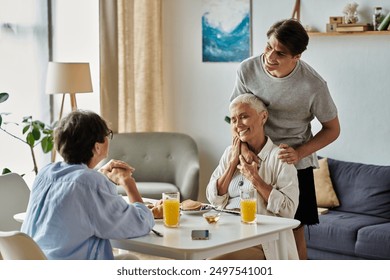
21,110,154,260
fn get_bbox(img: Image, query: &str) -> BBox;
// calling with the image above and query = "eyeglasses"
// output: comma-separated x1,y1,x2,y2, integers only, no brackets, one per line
107,130,113,140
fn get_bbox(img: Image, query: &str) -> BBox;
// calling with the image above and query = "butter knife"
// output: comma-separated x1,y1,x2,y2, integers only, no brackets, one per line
151,229,164,237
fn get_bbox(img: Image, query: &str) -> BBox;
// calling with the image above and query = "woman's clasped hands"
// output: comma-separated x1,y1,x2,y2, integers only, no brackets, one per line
99,159,135,186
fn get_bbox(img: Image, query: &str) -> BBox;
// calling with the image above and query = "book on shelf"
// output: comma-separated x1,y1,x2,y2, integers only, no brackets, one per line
378,12,390,31
336,23,368,32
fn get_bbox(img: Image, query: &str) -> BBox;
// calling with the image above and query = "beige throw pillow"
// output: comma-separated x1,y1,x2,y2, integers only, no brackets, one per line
314,158,340,208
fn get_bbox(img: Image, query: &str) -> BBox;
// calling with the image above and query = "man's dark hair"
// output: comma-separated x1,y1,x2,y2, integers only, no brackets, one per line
266,18,309,56
54,110,110,164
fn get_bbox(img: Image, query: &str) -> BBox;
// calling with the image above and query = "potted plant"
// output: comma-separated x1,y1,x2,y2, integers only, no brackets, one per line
0,92,54,175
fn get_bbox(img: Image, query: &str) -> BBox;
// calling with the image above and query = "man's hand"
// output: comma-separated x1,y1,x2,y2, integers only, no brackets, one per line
278,143,299,164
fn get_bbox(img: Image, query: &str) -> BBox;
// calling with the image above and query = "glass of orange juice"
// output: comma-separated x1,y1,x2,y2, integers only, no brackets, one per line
240,188,257,224
163,192,180,227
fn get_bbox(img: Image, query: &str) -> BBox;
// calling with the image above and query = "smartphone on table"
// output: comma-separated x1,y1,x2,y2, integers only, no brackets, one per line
191,229,209,240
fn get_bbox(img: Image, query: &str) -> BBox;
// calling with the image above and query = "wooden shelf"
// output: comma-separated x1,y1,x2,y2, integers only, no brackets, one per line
308,31,390,37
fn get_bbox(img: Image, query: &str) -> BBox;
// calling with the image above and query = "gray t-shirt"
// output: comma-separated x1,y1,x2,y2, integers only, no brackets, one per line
231,54,338,169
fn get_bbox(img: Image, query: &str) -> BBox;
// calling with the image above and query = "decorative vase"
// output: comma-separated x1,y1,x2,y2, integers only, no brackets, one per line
345,12,358,24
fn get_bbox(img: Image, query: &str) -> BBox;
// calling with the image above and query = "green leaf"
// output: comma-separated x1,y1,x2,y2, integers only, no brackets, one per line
0,92,9,103
41,136,54,153
0,115,2,127
32,127,41,140
32,122,40,131
1,168,12,175
22,116,32,123
22,124,30,134
33,120,45,129
26,132,35,147
42,129,53,135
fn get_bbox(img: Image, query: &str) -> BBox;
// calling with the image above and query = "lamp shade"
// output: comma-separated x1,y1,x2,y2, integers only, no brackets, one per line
45,62,93,94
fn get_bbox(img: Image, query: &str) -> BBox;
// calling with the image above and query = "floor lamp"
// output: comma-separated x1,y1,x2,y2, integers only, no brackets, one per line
45,62,93,161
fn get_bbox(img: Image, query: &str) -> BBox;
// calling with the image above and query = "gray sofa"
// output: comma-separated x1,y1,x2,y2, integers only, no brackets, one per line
99,132,200,201
305,157,390,260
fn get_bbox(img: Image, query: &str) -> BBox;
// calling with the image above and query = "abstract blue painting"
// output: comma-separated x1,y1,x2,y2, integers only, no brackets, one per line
202,0,251,62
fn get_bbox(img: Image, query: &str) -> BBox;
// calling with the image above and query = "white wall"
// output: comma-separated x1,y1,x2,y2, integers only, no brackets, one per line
162,0,390,201
51,0,100,116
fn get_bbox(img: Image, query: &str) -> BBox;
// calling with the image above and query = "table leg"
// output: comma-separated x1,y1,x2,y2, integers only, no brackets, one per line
276,230,288,259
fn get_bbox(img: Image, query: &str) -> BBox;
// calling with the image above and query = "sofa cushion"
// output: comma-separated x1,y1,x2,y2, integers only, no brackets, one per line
314,158,340,208
306,210,389,256
355,222,390,259
307,247,364,260
327,158,390,219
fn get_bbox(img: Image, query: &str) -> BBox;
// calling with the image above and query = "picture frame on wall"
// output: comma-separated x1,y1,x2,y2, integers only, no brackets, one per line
202,0,252,63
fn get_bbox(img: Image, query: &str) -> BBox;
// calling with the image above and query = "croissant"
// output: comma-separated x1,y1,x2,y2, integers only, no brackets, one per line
151,204,164,219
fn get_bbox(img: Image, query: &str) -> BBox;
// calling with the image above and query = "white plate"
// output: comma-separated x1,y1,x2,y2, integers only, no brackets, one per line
181,205,212,215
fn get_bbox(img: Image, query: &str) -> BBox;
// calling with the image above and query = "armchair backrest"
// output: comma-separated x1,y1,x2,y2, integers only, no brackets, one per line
100,132,200,200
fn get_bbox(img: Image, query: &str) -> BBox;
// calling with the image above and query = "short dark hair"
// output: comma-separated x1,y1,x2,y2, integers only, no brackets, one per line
266,18,309,56
54,110,110,164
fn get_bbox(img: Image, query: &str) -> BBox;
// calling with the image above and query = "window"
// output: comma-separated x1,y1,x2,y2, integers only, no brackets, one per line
0,0,50,181
1,0,100,184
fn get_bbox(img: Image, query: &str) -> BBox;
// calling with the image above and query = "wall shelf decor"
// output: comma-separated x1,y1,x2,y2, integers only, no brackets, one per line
308,31,390,37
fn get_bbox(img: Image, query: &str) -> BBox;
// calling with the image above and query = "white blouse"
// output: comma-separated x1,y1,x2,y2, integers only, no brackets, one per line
206,137,300,259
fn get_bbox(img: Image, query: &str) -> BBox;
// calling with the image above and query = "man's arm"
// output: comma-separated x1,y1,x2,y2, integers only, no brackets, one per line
279,116,340,164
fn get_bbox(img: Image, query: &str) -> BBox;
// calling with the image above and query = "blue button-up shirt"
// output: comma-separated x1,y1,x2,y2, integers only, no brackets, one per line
21,162,155,260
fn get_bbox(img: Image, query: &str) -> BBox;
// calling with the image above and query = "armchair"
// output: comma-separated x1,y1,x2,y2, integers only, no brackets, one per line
99,132,200,201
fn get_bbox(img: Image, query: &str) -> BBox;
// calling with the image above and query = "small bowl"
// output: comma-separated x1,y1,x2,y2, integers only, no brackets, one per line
203,211,221,224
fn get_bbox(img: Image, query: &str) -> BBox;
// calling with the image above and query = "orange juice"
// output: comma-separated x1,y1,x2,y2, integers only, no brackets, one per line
240,199,256,223
163,199,180,227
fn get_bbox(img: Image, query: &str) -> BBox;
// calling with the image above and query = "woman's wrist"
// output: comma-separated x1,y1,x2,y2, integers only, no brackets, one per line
120,176,136,188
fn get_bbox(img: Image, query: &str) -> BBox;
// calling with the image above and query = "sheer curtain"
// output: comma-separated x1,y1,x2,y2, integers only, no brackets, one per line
99,0,164,132
0,0,49,179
